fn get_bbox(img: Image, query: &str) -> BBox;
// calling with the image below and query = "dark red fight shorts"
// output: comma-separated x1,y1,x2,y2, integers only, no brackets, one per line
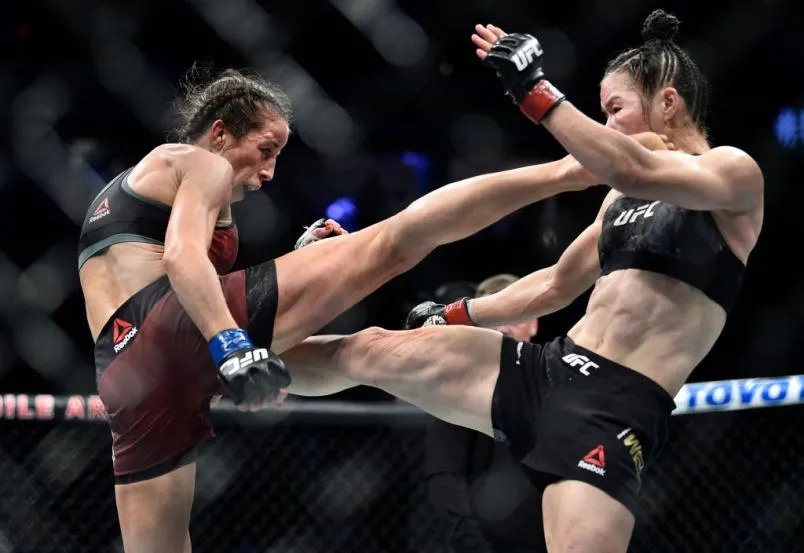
94,261,278,483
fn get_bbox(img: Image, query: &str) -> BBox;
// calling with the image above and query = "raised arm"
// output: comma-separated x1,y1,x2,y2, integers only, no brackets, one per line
541,112,763,213
472,26,763,213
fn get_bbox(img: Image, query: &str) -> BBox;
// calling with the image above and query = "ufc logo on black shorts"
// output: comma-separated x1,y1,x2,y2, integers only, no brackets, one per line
562,353,600,376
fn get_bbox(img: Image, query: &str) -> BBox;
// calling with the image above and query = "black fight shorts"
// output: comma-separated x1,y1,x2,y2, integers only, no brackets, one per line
492,335,676,514
95,260,278,483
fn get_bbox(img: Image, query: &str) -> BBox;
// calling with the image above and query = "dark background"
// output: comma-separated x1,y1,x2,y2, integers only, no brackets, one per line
1,0,802,398
2,2,804,552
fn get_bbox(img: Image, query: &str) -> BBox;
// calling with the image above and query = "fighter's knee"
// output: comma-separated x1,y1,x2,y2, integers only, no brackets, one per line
380,209,434,265
337,327,388,384
343,326,392,357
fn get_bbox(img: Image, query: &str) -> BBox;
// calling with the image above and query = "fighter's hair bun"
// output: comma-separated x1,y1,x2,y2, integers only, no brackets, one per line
641,9,681,42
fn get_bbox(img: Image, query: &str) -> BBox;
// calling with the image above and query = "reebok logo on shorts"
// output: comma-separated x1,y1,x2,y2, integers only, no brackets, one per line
577,445,606,476
112,318,138,353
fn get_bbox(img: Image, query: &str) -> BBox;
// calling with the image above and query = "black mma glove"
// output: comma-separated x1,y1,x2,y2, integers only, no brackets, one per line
482,33,566,124
404,298,476,330
208,328,291,405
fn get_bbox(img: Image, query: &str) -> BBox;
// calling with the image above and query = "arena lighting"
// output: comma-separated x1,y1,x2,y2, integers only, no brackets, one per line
401,151,432,193
774,107,803,148
326,197,359,231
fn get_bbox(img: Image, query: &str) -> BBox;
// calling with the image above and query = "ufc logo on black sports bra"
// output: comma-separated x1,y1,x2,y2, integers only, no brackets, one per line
613,201,660,227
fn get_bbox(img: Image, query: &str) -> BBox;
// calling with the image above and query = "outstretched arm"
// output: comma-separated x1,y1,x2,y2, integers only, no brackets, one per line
468,190,616,327
404,190,617,330
469,223,599,327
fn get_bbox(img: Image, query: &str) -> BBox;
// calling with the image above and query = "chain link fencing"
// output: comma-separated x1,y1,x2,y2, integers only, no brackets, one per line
1,393,802,553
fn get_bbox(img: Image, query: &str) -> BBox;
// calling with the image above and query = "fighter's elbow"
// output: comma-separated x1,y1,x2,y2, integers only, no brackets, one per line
546,279,576,313
162,242,208,275
524,275,572,319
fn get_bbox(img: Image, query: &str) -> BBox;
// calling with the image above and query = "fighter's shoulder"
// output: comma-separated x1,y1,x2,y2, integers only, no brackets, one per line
128,145,232,202
700,146,764,189
148,143,232,176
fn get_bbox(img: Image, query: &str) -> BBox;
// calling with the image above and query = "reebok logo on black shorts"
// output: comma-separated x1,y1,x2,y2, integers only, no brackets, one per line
577,445,606,476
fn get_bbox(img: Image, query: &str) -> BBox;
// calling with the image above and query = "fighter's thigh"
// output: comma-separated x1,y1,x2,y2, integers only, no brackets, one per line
542,480,634,553
343,325,503,436
98,316,221,477
115,463,195,553
270,219,421,353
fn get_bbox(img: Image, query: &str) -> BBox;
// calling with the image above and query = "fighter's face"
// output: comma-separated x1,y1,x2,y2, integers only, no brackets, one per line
219,109,289,202
599,70,655,135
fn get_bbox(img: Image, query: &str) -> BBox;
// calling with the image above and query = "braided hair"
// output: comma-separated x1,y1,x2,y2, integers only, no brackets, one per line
174,65,292,143
605,10,710,136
